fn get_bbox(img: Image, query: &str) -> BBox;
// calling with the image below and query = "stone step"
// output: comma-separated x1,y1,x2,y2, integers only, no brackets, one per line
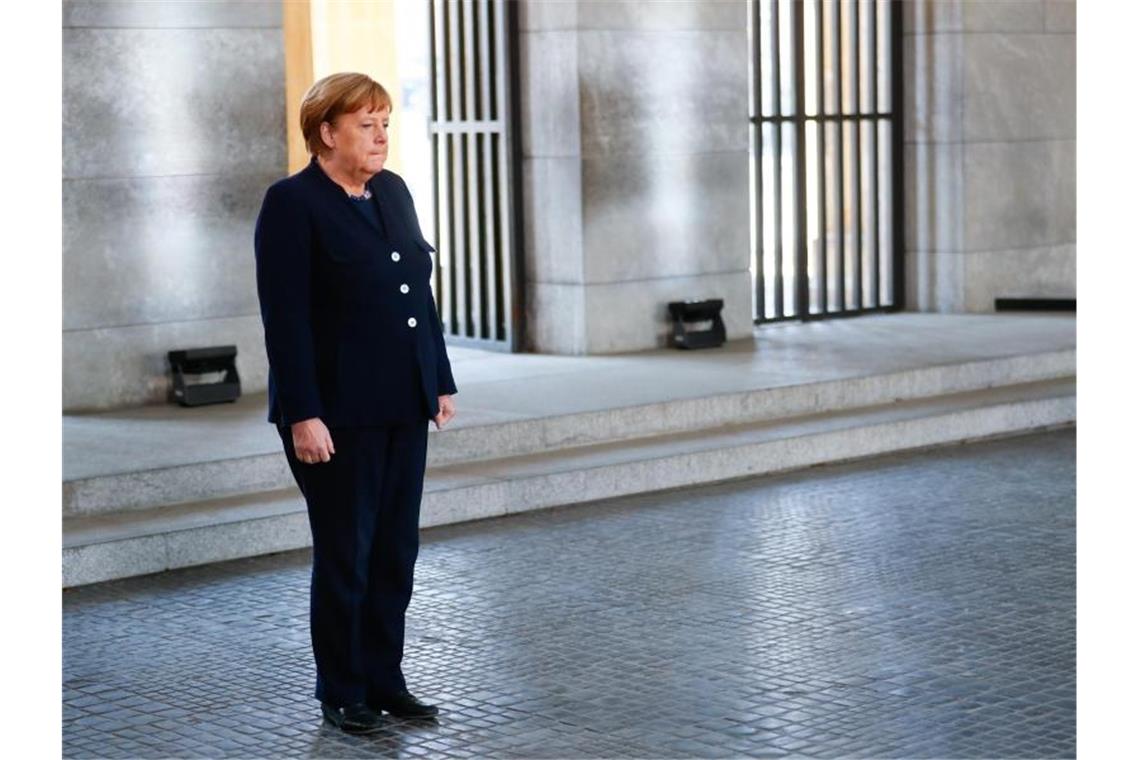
63,349,1074,517
63,377,1075,587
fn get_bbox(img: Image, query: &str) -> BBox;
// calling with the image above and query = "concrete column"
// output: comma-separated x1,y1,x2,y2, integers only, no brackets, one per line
63,0,286,411
518,0,753,354
903,0,1076,312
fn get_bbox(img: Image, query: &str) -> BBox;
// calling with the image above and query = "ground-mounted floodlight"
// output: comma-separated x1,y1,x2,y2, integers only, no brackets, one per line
167,345,241,406
667,298,726,350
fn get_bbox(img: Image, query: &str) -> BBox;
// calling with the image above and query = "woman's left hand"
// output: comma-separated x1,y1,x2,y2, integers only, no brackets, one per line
433,394,456,430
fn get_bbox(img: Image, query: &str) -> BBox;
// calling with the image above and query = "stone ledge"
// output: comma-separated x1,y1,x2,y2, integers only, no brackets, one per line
63,378,1074,587
63,349,1075,517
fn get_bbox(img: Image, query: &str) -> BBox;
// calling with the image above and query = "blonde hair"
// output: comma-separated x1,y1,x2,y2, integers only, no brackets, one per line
299,73,392,157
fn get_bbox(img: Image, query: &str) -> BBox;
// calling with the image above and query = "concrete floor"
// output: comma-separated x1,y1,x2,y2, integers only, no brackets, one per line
63,428,1075,759
63,312,1075,481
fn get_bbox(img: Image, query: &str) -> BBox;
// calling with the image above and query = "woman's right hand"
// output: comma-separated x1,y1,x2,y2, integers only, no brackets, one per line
292,418,336,464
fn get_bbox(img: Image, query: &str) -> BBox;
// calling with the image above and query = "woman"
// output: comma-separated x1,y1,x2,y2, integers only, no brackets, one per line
254,72,457,734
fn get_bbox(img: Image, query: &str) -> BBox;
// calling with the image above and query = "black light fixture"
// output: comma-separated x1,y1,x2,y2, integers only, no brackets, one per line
994,298,1076,312
167,345,241,406
667,298,726,350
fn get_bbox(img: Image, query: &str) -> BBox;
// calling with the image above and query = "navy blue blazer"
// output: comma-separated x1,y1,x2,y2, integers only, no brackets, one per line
254,156,458,428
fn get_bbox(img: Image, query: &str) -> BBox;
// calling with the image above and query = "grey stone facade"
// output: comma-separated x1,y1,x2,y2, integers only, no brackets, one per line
903,0,1076,311
518,0,754,354
62,0,285,411
61,0,1079,406
517,0,1077,352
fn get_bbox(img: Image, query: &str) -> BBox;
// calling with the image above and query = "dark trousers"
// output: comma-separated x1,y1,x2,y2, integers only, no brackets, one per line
277,418,430,707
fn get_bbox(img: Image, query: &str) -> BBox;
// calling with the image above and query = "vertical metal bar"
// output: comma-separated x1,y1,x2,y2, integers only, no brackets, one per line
890,0,904,308
428,1,438,126
448,0,466,335
478,0,497,341
434,0,454,334
851,0,862,310
462,0,482,338
428,0,441,321
425,0,517,347
747,1,901,323
793,0,807,319
815,0,826,315
869,0,879,306
750,0,765,322
435,0,448,332
834,0,845,311
878,0,889,112
771,0,783,318
499,0,521,350
435,0,448,122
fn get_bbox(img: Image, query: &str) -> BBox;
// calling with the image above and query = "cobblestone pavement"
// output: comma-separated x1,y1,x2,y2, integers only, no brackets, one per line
63,428,1075,759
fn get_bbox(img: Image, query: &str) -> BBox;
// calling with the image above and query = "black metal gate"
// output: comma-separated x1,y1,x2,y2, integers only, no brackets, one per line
749,0,904,323
428,0,523,350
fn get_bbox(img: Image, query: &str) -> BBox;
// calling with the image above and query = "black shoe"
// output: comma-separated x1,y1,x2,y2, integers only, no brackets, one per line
320,701,386,734
369,689,440,718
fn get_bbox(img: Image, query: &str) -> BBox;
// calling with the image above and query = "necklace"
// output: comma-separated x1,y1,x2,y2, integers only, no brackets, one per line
346,187,372,201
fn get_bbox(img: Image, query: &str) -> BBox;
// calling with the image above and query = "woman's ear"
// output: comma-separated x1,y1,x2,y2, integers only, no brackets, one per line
319,121,335,151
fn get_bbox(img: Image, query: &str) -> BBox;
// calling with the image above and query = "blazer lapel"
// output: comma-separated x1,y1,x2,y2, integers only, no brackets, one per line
357,189,386,236
368,174,403,240
303,157,388,237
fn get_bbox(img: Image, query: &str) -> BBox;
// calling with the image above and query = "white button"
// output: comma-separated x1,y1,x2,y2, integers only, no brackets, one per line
407,317,417,327
400,283,410,294
390,251,401,262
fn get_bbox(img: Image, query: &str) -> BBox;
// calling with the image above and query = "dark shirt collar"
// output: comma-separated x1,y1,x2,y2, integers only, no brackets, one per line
304,155,395,237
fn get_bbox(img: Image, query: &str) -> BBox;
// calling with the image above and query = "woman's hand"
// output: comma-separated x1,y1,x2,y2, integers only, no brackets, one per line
433,395,456,430
292,418,336,464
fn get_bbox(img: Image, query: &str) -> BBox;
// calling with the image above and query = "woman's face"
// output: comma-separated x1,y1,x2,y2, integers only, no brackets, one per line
323,104,390,177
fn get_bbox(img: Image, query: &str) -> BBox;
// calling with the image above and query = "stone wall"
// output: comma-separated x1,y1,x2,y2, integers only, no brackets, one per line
903,0,1076,311
63,0,285,411
62,0,1079,400
518,0,753,353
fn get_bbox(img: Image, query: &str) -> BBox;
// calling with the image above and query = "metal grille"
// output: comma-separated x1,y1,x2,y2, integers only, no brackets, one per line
749,0,904,323
428,0,522,349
